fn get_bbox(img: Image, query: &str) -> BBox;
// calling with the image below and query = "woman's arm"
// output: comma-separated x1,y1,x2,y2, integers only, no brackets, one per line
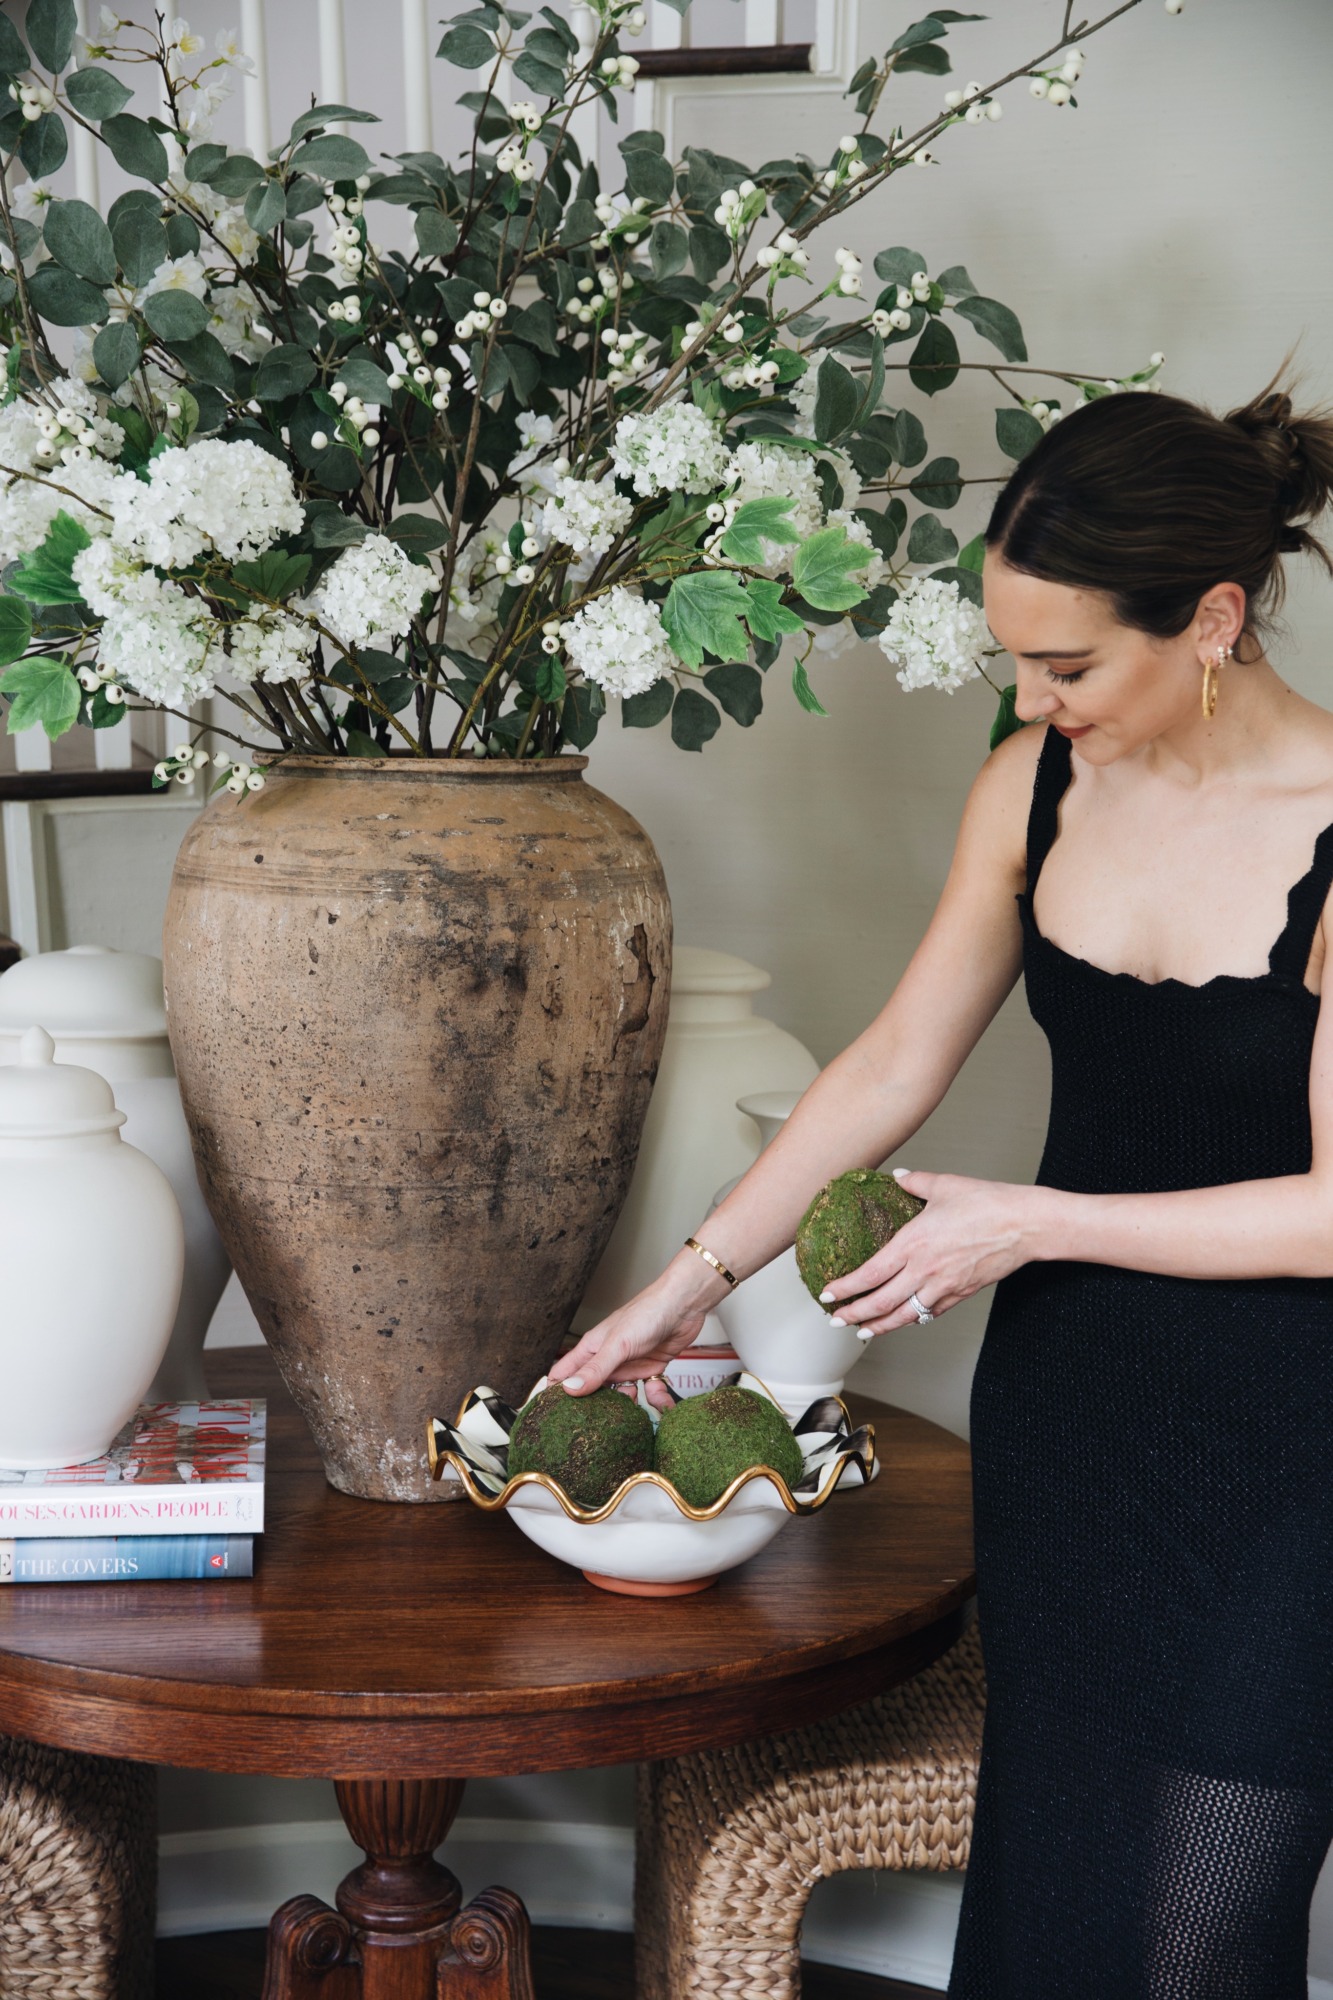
550,724,1044,1393
821,895,1333,1337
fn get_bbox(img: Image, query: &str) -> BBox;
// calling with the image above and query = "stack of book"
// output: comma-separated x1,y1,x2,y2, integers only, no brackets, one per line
0,1398,266,1584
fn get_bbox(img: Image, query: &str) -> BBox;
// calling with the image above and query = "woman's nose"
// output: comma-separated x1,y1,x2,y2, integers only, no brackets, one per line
1013,679,1059,724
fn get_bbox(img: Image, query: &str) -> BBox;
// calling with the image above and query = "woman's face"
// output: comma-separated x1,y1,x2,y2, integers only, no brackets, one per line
981,553,1202,764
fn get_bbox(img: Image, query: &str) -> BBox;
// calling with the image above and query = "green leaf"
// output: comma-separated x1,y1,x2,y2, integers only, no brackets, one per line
990,684,1026,751
43,199,116,285
740,577,805,644
0,596,32,667
561,680,605,749
93,318,141,390
893,43,950,74
935,263,977,299
308,507,369,547
289,134,372,179
649,218,688,280
850,581,899,638
719,497,799,567
231,550,312,602
812,353,860,444
535,654,566,703
143,289,210,341
289,103,380,145
414,207,458,258
162,329,235,392
64,65,133,120
27,261,108,327
661,570,751,669
689,223,730,283
20,111,66,179
384,512,449,554
623,145,674,206
704,661,763,727
908,455,961,510
24,0,77,72
890,15,949,52
888,408,927,468
908,318,960,397
84,684,127,729
670,686,720,751
931,563,984,607
510,299,559,356
99,114,169,183
198,153,266,196
906,513,958,564
791,657,828,716
437,23,497,67
995,406,1044,460
622,678,674,729
952,293,1027,363
103,405,153,472
0,655,80,739
512,48,565,97
790,526,870,613
245,177,287,234
255,343,317,400
111,205,167,284
958,532,986,573
872,244,927,288
344,726,388,758
337,353,396,403
0,17,28,74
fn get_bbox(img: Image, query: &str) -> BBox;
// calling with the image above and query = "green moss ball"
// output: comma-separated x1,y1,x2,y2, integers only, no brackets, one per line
654,1384,804,1508
795,1168,924,1306
507,1384,655,1508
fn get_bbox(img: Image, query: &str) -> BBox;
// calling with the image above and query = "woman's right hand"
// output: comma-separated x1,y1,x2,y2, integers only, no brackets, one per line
547,1256,724,1409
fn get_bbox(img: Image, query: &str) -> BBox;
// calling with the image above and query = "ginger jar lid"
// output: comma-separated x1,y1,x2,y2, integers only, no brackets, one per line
672,946,771,997
0,1027,126,1139
0,946,167,1041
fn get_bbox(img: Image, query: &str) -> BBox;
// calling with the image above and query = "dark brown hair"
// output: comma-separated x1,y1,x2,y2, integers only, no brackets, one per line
985,369,1333,654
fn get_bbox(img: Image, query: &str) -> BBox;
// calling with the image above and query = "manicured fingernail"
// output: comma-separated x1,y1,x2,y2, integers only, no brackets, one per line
564,1375,585,1390
856,1328,877,1343
819,1288,836,1304
828,1316,848,1328
893,1167,914,1181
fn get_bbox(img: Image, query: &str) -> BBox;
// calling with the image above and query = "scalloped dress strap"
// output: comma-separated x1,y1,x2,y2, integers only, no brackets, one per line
1268,820,1333,982
1025,726,1074,900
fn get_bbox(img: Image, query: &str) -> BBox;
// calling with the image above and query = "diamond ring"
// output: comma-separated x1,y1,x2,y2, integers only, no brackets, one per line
908,1291,935,1324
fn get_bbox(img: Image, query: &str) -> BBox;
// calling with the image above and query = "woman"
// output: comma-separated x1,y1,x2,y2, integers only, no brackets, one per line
551,378,1333,1995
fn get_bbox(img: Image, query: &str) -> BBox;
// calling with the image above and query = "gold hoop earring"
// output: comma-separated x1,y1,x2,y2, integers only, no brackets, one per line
1202,643,1232,720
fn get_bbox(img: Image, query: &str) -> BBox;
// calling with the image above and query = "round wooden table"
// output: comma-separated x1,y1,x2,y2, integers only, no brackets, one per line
0,1351,974,2000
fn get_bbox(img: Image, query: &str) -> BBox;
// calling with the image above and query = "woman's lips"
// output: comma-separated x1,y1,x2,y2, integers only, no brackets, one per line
1053,723,1093,738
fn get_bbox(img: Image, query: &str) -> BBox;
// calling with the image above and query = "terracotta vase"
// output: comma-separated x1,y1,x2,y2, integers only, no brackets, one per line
161,755,671,1502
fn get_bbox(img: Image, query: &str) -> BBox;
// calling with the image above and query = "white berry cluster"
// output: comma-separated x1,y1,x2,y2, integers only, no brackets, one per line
714,180,767,242
879,576,991,694
325,181,373,309
1029,46,1085,105
821,135,871,192
563,262,635,329
302,533,429,648
311,380,383,455
599,0,646,28
506,99,544,134
455,288,508,341
600,325,651,390
943,81,1002,123
599,52,641,90
7,78,55,122
755,228,810,276
592,192,650,247
832,246,863,298
610,403,731,498
562,587,675,698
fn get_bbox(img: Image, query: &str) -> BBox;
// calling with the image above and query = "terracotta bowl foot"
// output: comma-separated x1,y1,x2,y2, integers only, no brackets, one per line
581,1571,718,1597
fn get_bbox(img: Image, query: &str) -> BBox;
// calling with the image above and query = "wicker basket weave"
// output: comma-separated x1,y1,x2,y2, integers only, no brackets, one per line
0,1735,156,2000
634,1621,985,2000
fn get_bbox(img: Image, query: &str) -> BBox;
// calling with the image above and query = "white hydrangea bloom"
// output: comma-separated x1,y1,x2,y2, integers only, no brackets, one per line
0,388,126,565
879,575,990,693
228,607,317,685
724,439,824,571
788,368,819,436
72,537,159,616
828,508,886,589
305,534,430,647
539,475,632,557
564,587,676,698
98,580,222,707
110,438,304,569
611,402,729,498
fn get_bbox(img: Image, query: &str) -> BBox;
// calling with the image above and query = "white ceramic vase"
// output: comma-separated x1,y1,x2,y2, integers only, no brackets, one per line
576,947,819,1345
0,1028,184,1468
0,946,231,1400
710,1091,866,1419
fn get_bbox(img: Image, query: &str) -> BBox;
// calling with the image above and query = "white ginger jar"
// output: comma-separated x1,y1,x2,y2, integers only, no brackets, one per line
0,946,230,1399
575,948,819,1346
710,1091,866,1420
0,1027,184,1468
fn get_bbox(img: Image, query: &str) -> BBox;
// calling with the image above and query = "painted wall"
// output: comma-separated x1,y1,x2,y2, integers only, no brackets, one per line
11,0,1333,1983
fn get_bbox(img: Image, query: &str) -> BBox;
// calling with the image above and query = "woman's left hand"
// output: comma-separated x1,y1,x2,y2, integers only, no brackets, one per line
820,1170,1044,1339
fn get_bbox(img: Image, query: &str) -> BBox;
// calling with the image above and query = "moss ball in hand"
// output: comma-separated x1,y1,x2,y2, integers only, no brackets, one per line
507,1384,655,1509
654,1384,804,1508
795,1168,924,1307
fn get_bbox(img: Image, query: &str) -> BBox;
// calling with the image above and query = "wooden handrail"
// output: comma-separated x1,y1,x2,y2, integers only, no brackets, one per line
634,43,815,80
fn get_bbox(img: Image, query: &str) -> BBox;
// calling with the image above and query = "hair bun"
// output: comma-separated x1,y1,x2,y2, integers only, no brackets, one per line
1226,376,1333,536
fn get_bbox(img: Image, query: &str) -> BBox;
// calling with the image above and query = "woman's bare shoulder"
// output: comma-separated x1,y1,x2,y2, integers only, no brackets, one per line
957,718,1047,864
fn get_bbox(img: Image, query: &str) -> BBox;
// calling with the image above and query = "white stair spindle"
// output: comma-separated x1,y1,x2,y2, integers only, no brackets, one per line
240,0,270,155
745,0,780,43
401,0,433,153
71,0,100,205
568,4,600,176
2,801,51,957
94,721,134,770
318,0,347,107
814,0,837,74
12,731,52,773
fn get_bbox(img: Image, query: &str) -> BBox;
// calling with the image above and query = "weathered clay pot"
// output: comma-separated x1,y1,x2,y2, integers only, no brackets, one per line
162,756,671,1502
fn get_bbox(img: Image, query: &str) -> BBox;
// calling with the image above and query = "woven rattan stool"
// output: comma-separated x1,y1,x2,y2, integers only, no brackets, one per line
0,1735,156,2000
635,1621,985,2000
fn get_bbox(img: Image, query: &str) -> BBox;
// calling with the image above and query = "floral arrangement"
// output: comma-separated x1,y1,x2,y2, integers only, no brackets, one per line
0,0,1169,782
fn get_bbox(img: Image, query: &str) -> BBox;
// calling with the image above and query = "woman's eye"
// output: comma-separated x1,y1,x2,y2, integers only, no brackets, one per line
1045,666,1086,684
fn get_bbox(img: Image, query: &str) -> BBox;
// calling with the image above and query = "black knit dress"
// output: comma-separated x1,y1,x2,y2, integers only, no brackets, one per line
947,727,1333,1998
